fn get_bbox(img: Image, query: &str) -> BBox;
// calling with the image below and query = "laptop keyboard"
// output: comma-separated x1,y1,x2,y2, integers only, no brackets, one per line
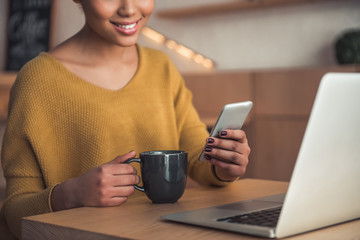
216,206,282,228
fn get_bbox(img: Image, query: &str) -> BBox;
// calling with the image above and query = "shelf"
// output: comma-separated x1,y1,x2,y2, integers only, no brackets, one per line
156,0,334,18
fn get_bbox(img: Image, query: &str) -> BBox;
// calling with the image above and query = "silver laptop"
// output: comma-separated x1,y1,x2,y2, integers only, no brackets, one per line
162,73,360,238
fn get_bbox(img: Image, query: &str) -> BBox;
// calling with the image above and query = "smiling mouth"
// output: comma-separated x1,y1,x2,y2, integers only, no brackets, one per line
111,22,136,29
110,19,141,30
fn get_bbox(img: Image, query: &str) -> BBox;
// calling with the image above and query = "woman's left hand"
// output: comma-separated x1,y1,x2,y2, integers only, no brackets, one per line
204,129,251,181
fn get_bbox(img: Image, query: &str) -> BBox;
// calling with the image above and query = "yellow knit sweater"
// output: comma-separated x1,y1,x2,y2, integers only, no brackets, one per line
0,45,228,239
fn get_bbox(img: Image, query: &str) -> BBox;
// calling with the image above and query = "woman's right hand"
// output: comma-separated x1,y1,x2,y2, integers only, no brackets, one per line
51,151,140,211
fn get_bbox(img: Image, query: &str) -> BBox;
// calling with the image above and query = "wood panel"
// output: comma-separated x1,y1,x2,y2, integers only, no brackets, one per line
253,65,358,116
183,71,253,126
0,73,16,121
249,65,358,181
246,118,308,181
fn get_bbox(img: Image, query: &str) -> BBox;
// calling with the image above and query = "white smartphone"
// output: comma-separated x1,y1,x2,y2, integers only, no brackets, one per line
198,101,253,161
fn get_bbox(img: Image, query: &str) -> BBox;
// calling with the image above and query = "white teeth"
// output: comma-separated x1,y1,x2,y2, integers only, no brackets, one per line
118,23,136,29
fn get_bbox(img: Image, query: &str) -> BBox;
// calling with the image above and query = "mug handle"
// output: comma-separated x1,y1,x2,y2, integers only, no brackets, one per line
126,158,145,192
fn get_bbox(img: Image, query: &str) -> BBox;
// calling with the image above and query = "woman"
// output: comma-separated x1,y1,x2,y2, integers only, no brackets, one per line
0,1,250,239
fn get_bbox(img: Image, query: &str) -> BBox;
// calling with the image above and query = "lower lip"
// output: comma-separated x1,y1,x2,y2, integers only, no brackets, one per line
113,22,139,35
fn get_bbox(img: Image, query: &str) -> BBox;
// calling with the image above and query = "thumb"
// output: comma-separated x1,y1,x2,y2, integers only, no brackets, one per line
108,150,137,164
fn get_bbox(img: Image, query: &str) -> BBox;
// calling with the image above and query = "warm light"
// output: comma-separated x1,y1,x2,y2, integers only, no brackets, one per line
142,27,215,69
141,27,165,43
202,58,214,69
175,45,195,59
165,40,177,50
193,54,205,64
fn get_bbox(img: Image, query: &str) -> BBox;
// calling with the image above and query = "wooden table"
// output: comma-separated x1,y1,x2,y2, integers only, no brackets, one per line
22,179,360,240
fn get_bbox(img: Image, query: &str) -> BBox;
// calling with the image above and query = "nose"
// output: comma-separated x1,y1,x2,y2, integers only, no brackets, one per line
117,0,136,17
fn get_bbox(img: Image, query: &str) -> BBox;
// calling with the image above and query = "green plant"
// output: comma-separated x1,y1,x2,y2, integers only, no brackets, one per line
335,29,360,64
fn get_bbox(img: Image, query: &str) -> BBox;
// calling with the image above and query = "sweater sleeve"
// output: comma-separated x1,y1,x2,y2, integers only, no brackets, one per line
166,60,230,187
1,67,56,238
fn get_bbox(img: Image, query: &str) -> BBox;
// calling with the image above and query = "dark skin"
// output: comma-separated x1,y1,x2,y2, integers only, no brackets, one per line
52,151,140,210
206,130,250,181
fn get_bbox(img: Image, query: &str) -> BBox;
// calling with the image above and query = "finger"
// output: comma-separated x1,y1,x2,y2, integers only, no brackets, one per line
212,162,246,180
99,163,137,175
218,130,247,143
113,164,138,175
204,147,248,166
89,186,134,207
99,186,135,203
98,196,129,207
110,174,140,186
111,185,136,198
108,197,128,206
107,150,137,164
206,137,250,155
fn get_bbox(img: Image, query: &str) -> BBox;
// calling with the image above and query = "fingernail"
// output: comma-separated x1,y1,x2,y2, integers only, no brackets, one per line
207,138,214,144
220,131,227,136
205,146,212,152
205,155,212,160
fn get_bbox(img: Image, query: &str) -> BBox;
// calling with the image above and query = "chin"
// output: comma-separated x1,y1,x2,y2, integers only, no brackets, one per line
115,36,140,47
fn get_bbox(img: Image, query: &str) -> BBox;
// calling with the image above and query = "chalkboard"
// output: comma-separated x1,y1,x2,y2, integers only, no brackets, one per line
6,0,53,71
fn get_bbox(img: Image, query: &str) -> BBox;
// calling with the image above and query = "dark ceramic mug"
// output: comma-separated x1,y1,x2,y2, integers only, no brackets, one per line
126,150,188,204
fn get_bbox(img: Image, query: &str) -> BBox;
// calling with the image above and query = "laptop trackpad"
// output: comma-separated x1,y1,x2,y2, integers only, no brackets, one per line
216,194,285,212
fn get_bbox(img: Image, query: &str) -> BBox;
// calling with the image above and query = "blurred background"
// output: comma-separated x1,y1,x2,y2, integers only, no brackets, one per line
1,0,359,72
0,0,360,197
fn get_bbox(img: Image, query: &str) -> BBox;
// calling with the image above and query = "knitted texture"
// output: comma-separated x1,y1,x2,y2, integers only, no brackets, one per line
0,45,227,239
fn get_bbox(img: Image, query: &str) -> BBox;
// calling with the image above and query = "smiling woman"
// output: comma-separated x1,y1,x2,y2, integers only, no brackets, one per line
47,0,154,90
0,0,251,239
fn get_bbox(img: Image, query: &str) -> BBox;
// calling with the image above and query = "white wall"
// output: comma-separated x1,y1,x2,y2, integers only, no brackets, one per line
1,0,359,73
149,0,360,72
